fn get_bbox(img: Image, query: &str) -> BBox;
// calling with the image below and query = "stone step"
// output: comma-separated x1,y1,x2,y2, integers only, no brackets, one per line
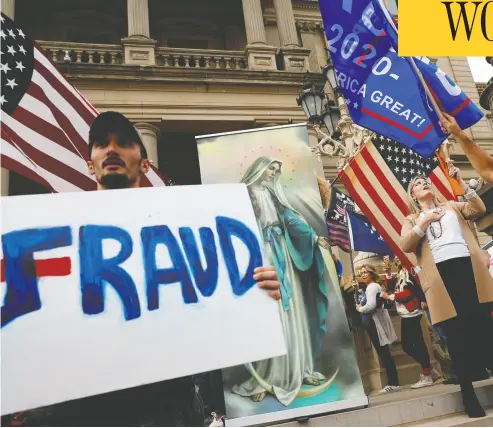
275,379,493,427
398,407,493,427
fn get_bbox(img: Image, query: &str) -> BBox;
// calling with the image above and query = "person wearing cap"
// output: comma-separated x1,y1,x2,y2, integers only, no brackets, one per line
15,111,281,427
87,111,151,190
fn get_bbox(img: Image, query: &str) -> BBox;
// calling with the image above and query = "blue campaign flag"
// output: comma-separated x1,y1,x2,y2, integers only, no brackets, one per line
347,211,393,255
318,0,455,158
370,0,484,134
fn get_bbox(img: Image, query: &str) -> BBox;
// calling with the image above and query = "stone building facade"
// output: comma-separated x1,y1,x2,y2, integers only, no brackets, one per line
2,1,492,198
1,0,493,394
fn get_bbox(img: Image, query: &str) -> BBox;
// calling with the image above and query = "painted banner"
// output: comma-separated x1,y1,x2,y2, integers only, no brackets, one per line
0,184,286,415
197,124,367,426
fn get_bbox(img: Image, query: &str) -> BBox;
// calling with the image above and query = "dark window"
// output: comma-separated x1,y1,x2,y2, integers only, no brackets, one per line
167,38,209,49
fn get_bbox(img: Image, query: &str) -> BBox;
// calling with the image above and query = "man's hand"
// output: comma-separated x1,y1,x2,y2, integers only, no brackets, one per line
356,304,361,312
439,112,461,136
254,266,281,301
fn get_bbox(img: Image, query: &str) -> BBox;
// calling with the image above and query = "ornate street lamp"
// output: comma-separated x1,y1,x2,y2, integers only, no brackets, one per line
321,99,340,135
299,57,373,170
322,57,339,94
296,84,325,124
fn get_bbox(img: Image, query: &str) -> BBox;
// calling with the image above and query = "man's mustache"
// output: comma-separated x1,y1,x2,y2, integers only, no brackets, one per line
103,156,126,168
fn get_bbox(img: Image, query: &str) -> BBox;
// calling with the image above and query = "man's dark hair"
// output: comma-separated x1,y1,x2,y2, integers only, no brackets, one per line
88,111,148,159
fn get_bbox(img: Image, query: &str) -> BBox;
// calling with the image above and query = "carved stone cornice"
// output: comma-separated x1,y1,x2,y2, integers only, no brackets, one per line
295,20,323,33
293,1,320,10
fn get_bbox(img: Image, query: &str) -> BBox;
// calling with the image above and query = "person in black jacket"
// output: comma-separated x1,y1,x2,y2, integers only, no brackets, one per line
382,256,442,385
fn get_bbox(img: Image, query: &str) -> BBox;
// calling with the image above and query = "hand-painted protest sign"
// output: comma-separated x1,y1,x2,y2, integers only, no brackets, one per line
0,184,286,415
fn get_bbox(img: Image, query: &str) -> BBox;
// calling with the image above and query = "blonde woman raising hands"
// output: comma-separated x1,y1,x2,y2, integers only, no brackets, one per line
401,165,493,418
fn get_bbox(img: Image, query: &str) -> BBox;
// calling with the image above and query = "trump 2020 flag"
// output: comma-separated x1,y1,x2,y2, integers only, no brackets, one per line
370,0,484,135
347,211,393,255
319,0,451,158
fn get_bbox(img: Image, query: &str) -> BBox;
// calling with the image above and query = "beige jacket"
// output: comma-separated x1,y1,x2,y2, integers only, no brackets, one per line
400,195,493,325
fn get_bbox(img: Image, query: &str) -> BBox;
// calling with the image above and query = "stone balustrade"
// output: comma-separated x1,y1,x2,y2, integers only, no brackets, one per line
155,47,248,70
37,42,250,70
37,41,124,65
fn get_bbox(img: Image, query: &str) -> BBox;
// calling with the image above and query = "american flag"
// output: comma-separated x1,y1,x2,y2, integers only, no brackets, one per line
325,186,355,252
339,133,456,269
0,13,166,192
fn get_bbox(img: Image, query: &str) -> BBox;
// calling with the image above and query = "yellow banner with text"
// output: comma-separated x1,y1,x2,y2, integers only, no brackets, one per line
399,0,492,56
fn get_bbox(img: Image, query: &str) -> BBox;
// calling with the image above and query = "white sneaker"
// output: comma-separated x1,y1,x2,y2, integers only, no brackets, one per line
411,374,433,389
380,385,401,393
209,412,225,427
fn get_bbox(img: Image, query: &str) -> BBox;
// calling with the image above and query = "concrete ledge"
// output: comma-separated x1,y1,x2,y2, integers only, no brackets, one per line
398,407,492,427
276,379,493,427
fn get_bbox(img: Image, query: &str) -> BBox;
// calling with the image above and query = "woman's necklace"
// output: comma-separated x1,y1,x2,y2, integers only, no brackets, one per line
422,205,443,239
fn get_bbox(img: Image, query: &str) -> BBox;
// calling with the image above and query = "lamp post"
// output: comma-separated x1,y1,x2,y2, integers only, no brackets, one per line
298,57,373,171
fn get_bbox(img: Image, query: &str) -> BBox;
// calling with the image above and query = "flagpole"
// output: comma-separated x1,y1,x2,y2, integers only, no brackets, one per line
407,57,443,119
345,209,356,279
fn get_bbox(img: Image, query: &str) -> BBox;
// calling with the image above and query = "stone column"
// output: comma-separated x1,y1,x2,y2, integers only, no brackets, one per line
242,0,277,71
1,168,10,196
1,0,15,19
127,0,150,38
242,0,267,45
135,122,160,168
272,0,309,72
273,0,299,47
122,0,157,66
297,21,320,72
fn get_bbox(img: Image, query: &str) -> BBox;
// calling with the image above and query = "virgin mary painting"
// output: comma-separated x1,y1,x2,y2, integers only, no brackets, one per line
232,156,337,407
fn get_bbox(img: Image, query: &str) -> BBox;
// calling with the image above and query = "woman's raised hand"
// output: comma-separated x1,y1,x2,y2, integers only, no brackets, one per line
448,162,461,180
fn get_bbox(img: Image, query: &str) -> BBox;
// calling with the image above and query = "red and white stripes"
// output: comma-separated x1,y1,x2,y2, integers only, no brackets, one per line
340,141,456,270
1,47,166,193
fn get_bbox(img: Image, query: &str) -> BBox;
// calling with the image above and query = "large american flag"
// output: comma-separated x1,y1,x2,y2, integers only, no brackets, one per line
0,13,166,192
339,133,456,269
325,186,356,252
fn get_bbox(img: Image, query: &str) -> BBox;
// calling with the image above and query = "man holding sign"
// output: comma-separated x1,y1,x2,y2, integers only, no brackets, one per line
3,111,281,427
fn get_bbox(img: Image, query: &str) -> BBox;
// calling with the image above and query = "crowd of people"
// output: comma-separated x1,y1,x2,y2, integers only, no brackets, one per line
344,246,492,418
336,117,493,418
4,109,493,426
